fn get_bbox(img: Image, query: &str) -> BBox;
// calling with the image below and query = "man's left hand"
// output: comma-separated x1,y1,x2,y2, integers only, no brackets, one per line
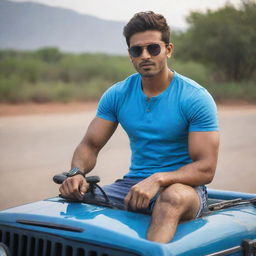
124,174,162,211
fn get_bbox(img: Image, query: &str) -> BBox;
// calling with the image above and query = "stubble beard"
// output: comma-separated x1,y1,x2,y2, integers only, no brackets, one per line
136,63,164,78
141,71,158,78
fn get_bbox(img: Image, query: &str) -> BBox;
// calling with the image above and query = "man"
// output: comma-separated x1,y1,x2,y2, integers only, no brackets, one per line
59,11,219,243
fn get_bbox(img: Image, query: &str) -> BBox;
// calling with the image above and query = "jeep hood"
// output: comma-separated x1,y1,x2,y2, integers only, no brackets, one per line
0,197,256,256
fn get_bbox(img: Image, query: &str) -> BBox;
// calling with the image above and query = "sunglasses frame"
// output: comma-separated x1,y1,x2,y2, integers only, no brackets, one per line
129,43,169,58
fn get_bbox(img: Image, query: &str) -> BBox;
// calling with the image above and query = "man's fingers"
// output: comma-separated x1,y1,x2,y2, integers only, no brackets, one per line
59,176,87,200
141,197,150,209
66,178,80,199
60,179,74,199
127,188,140,210
136,195,144,209
59,180,70,196
65,178,74,194
72,180,84,200
125,185,152,211
79,177,89,196
140,191,151,209
129,194,138,210
124,191,132,210
69,176,87,200
132,193,150,210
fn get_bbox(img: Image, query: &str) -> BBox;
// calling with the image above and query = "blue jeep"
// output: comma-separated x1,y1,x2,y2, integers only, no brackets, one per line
0,175,255,256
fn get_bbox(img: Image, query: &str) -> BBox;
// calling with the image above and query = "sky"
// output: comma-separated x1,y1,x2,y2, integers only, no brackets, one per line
11,0,242,29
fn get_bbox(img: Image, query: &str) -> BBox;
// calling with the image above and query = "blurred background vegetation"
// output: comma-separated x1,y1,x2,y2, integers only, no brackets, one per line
0,0,255,103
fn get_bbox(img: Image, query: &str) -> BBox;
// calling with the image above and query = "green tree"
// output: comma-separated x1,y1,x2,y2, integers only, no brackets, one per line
34,47,62,63
174,0,256,81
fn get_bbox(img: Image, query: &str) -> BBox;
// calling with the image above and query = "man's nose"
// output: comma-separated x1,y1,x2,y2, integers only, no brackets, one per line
140,47,151,59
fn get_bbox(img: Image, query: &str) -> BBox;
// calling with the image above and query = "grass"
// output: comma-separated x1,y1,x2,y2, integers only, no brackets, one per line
0,49,255,103
206,81,256,103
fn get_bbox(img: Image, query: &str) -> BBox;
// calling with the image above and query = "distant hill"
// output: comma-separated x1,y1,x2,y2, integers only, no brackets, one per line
0,0,127,54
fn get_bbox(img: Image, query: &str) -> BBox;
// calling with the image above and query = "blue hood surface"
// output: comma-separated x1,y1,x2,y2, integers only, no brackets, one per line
0,197,256,256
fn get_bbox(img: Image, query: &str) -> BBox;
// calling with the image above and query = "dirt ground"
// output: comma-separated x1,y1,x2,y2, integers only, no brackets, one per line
0,102,98,117
0,102,256,210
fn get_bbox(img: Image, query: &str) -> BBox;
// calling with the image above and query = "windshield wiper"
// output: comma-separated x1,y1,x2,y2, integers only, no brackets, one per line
209,197,256,211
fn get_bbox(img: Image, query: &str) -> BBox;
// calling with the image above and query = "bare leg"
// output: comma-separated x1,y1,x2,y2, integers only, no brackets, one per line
147,183,200,243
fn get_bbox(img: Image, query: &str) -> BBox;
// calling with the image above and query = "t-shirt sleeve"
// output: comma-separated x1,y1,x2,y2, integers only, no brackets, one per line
96,86,118,123
183,88,219,132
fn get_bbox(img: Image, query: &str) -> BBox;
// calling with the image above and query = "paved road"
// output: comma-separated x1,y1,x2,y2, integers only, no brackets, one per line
0,106,256,210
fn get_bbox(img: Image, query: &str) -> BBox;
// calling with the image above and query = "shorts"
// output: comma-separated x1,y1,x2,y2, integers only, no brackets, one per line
88,177,208,217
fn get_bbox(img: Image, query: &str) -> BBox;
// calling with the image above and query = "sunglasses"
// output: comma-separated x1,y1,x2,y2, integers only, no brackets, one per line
129,43,167,58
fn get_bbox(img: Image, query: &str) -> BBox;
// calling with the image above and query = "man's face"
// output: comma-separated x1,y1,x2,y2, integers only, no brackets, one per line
128,30,173,78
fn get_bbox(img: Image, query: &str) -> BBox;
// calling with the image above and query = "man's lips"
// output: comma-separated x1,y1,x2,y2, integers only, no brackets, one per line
139,62,155,68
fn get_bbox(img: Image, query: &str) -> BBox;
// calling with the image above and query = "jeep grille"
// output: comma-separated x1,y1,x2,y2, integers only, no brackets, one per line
0,225,139,256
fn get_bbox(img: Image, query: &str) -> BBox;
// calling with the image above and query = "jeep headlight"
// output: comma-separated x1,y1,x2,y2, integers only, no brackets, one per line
0,243,10,256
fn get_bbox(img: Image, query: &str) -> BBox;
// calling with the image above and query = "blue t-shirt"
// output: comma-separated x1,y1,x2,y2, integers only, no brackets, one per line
96,71,219,178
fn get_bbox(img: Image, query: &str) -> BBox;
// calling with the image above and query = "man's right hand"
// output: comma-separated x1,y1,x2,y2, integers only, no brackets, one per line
59,174,89,201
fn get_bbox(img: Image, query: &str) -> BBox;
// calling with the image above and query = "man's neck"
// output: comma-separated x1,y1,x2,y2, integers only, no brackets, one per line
141,68,173,98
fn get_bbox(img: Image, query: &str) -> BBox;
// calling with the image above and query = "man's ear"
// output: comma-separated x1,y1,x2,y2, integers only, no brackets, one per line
166,43,174,58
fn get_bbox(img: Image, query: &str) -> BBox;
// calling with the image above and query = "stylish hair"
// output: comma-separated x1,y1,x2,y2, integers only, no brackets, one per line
123,11,171,47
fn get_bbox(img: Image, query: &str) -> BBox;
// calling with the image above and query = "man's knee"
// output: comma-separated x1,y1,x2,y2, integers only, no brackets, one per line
158,183,196,209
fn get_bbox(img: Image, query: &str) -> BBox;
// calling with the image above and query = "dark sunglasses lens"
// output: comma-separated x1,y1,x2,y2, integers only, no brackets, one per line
130,46,142,58
147,44,161,56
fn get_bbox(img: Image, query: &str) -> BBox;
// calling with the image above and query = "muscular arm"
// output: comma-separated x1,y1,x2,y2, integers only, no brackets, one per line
59,117,118,200
71,117,118,174
125,131,219,210
157,131,219,186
